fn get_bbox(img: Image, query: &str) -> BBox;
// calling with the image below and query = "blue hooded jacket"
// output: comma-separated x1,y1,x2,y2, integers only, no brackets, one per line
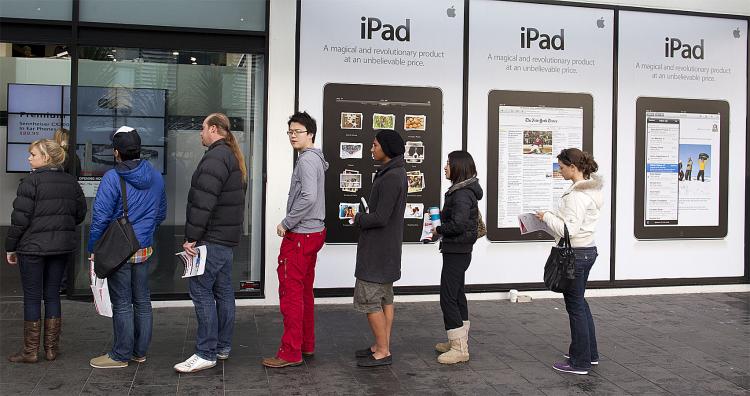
88,160,167,253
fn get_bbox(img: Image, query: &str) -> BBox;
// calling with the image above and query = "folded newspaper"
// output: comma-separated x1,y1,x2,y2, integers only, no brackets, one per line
176,245,207,278
517,213,553,235
420,213,438,243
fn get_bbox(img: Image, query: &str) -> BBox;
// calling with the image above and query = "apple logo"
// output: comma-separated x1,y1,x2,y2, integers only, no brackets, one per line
733,27,741,38
447,5,456,18
596,17,605,29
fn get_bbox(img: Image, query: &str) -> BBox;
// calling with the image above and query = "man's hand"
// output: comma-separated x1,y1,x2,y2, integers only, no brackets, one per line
6,252,17,265
88,253,95,262
535,211,545,221
183,241,197,257
276,223,286,237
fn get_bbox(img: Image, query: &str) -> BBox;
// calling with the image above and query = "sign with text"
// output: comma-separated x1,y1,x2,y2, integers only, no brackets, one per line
466,0,613,283
299,0,464,287
616,12,746,279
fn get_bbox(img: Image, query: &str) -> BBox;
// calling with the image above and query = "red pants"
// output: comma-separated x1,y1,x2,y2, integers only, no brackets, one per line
276,229,326,362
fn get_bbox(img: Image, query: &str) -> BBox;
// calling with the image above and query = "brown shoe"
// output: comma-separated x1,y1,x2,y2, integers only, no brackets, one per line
43,317,62,361
8,320,41,363
262,356,303,368
302,351,314,358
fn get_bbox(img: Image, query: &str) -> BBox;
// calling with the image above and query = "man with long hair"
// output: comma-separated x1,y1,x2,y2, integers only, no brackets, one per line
175,113,247,373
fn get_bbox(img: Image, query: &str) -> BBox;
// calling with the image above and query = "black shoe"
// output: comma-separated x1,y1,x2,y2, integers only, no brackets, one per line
357,354,392,367
355,347,374,358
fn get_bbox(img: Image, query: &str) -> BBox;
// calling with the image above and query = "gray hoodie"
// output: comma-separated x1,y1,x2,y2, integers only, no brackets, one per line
282,148,329,233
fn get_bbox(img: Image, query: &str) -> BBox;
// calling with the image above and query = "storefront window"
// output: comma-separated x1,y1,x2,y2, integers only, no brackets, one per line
71,46,265,296
79,0,265,31
0,0,72,20
0,42,71,298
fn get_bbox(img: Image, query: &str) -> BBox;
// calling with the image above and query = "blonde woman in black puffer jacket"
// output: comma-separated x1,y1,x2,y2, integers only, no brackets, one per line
5,139,86,363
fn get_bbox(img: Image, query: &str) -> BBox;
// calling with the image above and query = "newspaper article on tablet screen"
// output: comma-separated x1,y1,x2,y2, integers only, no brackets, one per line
644,111,720,227
495,105,584,229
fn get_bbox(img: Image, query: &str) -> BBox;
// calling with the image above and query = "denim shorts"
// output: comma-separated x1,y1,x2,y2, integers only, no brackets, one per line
353,279,394,313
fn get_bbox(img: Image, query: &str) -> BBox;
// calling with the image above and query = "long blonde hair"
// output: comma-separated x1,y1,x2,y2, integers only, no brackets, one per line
205,113,247,183
29,139,67,167
53,128,70,150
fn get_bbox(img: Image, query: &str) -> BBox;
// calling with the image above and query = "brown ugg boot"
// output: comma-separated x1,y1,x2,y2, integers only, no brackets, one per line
437,325,469,364
8,320,41,363
435,320,470,353
44,317,62,361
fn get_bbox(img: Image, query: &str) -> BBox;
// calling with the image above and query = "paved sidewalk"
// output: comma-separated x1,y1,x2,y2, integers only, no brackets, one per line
0,292,748,395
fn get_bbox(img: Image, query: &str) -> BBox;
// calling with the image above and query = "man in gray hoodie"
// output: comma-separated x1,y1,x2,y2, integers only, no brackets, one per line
263,112,328,368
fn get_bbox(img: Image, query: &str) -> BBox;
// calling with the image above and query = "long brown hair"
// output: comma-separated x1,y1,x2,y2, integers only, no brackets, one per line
205,113,247,183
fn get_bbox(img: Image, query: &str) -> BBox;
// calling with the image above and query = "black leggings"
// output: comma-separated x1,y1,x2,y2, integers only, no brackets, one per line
440,253,471,330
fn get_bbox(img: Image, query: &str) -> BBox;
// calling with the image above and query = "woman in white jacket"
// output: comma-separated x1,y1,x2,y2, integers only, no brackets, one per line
536,148,603,375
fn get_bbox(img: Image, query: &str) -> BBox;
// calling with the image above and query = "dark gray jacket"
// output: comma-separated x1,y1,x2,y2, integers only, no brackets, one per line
353,156,407,284
438,178,483,254
282,148,328,233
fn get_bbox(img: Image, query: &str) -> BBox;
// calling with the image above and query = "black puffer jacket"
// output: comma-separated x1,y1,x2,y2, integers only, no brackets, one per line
5,167,87,255
185,139,246,247
437,178,483,253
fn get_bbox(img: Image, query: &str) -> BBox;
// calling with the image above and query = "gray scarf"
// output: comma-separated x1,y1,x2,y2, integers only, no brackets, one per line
447,177,477,195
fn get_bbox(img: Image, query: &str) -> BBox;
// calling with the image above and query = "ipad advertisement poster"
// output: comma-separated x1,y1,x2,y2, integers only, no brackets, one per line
467,0,614,284
298,0,464,288
616,12,747,280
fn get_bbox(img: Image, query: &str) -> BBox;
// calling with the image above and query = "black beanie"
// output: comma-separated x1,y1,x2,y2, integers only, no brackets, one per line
375,130,405,158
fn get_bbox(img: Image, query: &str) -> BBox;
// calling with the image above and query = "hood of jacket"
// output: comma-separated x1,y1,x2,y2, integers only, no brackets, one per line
115,159,154,190
566,173,604,209
446,177,484,200
299,147,329,170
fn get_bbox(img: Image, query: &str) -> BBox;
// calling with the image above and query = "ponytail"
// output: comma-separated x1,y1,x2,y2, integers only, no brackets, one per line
224,131,247,184
205,113,247,183
53,128,70,150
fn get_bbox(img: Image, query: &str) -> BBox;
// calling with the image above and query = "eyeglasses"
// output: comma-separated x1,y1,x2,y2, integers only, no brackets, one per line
286,129,308,137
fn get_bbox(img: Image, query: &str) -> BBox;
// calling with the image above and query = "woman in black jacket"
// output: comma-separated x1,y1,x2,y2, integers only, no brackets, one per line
432,151,483,365
5,139,87,363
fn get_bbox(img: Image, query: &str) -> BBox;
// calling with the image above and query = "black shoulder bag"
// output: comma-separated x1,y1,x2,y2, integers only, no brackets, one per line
543,224,576,293
93,177,141,278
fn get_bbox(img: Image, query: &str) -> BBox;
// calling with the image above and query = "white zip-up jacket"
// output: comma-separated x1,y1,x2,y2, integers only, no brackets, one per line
542,174,604,247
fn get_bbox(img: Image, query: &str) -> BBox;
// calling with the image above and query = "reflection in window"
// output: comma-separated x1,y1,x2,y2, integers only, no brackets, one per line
73,46,264,296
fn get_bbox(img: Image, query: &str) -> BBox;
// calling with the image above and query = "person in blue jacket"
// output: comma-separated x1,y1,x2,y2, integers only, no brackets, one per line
88,126,167,369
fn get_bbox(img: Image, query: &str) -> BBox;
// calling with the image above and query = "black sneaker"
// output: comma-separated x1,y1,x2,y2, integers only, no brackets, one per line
553,361,588,375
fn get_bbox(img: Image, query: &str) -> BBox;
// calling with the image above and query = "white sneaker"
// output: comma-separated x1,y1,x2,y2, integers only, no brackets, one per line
174,354,216,373
563,353,598,365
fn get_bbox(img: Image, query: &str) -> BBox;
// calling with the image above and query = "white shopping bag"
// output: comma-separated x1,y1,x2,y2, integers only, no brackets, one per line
90,261,113,317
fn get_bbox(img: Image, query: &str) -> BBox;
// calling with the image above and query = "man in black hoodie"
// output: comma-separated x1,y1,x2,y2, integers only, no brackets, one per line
352,130,407,367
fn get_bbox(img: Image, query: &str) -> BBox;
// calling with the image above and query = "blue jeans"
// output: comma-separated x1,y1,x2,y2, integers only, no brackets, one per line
562,246,599,370
18,254,67,321
107,258,153,362
189,243,235,361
